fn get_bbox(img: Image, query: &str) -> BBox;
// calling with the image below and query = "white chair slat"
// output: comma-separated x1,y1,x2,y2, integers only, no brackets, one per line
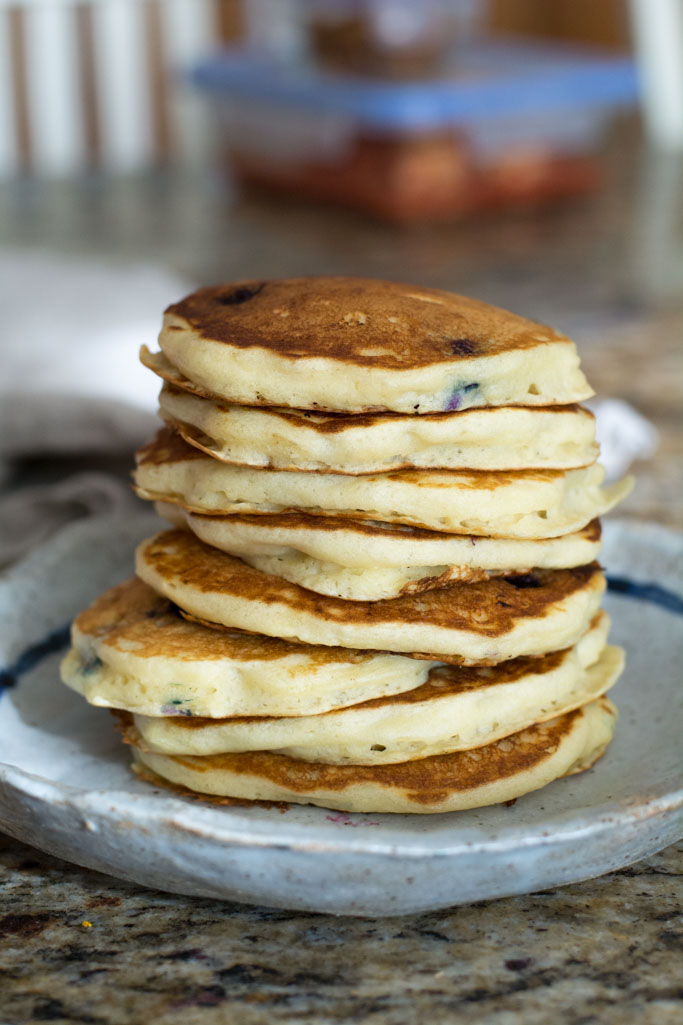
164,0,216,60
0,10,19,176
162,0,217,165
629,0,683,151
24,2,83,175
92,0,152,172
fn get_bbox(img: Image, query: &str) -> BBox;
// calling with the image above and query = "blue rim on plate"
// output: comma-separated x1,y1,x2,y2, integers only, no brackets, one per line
0,514,681,916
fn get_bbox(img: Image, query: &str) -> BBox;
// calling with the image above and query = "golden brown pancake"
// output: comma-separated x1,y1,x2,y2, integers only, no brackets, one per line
135,529,606,663
125,697,618,813
149,277,593,413
129,615,623,765
157,505,603,570
60,577,436,718
158,382,599,473
134,428,631,540
164,278,566,366
156,503,604,600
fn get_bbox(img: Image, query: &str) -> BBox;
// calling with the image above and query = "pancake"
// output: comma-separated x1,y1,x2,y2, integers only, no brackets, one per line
131,614,623,765
60,577,436,718
149,277,593,414
135,529,606,662
157,504,603,598
135,429,632,540
127,697,618,813
159,383,598,473
159,505,603,571
158,505,603,600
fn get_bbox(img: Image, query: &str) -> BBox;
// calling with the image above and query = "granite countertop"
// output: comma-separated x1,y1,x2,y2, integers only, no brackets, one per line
1,126,681,1023
1,833,681,1025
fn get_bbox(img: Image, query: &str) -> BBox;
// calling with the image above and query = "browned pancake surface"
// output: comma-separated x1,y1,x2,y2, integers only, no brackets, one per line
162,383,589,433
165,277,570,369
136,427,572,491
131,760,290,811
176,509,602,546
136,427,205,467
119,706,593,804
148,645,574,731
141,529,602,640
74,577,376,667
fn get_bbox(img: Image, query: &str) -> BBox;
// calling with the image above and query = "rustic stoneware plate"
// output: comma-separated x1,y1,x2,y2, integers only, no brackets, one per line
0,513,681,917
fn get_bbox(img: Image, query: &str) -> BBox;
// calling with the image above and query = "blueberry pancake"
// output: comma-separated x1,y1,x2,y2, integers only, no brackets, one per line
134,428,632,541
125,698,618,814
145,276,593,414
61,577,436,718
157,504,604,601
158,383,598,474
135,529,606,664
130,614,622,765
61,275,630,817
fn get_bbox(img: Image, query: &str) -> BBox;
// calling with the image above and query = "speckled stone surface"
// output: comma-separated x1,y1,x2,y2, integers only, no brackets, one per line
0,833,680,1025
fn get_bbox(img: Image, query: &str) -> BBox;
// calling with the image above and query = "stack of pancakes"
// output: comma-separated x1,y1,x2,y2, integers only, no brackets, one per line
61,278,633,813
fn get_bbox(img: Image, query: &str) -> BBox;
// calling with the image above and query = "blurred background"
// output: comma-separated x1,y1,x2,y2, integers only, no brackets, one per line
0,0,681,560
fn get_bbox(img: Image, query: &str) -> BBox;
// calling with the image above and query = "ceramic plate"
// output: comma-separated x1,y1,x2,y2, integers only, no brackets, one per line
0,513,681,917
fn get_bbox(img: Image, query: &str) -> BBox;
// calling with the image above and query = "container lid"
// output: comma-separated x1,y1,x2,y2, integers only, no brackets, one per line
192,40,639,131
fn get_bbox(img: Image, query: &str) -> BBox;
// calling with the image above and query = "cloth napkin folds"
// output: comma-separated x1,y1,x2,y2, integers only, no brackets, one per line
0,249,191,566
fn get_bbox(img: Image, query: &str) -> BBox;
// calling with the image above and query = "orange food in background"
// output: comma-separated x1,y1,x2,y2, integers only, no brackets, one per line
231,133,601,223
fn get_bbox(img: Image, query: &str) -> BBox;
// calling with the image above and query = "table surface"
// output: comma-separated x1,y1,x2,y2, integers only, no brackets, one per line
1,125,681,1024
1,832,681,1025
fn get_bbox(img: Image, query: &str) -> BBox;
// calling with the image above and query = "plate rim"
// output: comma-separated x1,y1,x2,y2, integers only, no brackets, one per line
1,514,682,862
2,759,681,859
